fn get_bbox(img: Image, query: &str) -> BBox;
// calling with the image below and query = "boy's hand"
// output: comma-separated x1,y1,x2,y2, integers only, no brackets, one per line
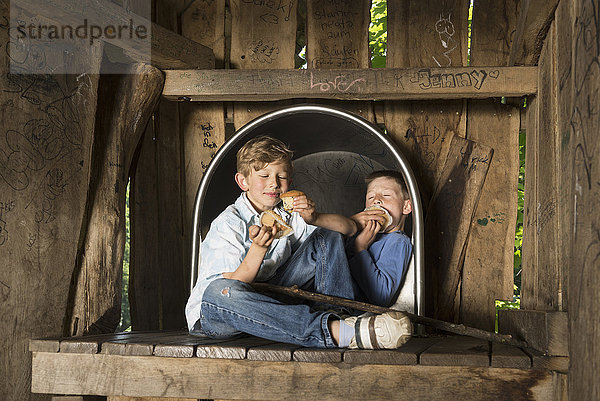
354,220,380,252
292,194,319,224
351,210,387,231
249,224,276,248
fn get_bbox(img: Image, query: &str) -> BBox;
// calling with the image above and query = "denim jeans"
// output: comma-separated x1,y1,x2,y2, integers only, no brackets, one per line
191,228,361,348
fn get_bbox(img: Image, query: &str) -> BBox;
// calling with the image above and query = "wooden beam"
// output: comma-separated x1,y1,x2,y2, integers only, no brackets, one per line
14,0,214,69
498,310,568,356
31,352,554,400
162,67,538,101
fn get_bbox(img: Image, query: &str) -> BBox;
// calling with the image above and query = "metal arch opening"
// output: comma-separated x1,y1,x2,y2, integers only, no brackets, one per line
190,104,424,315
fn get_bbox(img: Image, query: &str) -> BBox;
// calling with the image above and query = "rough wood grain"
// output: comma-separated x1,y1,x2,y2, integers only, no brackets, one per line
196,336,273,359
343,336,442,365
246,342,298,362
230,0,297,129
0,2,103,399
460,100,520,331
66,64,163,337
181,0,226,68
292,348,343,363
420,336,490,367
162,67,538,101
490,343,531,369
498,309,568,356
460,0,522,332
425,136,494,323
31,352,554,400
508,0,559,66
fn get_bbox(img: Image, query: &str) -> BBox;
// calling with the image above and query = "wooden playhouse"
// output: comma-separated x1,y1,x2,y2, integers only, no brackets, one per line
1,0,598,400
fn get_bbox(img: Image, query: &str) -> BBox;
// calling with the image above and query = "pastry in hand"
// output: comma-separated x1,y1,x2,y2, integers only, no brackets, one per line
279,190,305,212
259,210,294,239
364,205,393,232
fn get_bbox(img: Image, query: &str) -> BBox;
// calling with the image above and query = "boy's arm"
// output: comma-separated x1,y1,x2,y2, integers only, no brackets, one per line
223,225,276,283
292,194,358,235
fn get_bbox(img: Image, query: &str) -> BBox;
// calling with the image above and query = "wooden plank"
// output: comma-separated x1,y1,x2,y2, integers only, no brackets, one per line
425,136,494,323
29,339,60,353
163,67,538,101
508,0,560,66
570,1,600,399
246,342,298,362
153,334,232,358
554,0,574,313
67,65,164,336
230,0,297,129
196,336,274,359
305,0,373,121
31,352,554,400
292,348,343,363
498,310,568,356
520,95,538,310
420,336,490,367
460,0,522,332
534,22,561,311
109,397,196,401
181,0,226,68
460,100,520,331
13,0,214,69
343,336,442,365
0,3,103,398
490,343,531,369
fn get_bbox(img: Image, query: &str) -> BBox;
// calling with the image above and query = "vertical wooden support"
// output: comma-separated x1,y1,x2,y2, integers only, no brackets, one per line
0,2,102,397
384,0,470,207
130,0,188,331
384,0,469,320
460,0,521,331
570,0,600,399
180,0,227,283
305,0,373,121
69,64,164,336
230,0,298,129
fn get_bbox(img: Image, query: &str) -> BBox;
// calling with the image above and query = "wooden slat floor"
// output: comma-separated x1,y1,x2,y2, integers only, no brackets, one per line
29,330,563,369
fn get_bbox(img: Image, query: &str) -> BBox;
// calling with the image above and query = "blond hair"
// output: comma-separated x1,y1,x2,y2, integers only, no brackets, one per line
366,170,410,200
236,135,294,177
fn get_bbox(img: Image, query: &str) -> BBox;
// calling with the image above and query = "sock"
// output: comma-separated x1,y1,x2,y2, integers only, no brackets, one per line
338,320,354,348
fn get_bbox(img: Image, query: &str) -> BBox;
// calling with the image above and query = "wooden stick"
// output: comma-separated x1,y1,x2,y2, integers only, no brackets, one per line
250,283,530,349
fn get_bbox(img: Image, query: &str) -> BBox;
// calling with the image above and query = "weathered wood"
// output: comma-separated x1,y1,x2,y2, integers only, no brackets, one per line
0,2,103,399
162,67,538,101
251,283,529,348
305,0,373,121
246,342,298,362
109,397,196,401
196,336,273,359
568,2,599,398
67,64,164,336
292,348,343,363
521,95,538,309
554,0,574,313
508,0,560,66
181,0,226,68
420,336,490,367
343,336,442,365
425,136,494,323
31,352,554,400
490,343,531,369
460,0,522,332
498,310,568,357
230,0,297,129
460,100,520,331
13,0,214,69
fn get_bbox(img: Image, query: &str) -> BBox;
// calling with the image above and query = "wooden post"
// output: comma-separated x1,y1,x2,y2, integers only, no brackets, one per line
67,63,164,335
460,0,521,331
0,4,103,399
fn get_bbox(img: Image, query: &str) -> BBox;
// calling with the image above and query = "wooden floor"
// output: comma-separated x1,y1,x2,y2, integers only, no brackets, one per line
30,331,567,400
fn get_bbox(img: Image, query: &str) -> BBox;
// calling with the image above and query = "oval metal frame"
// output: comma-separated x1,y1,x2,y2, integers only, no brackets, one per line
190,104,424,316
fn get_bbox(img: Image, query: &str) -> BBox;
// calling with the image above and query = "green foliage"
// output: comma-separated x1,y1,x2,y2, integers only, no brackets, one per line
369,0,387,68
118,182,131,332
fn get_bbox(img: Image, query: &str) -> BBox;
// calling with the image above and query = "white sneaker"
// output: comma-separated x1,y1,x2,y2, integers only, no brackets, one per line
345,311,412,349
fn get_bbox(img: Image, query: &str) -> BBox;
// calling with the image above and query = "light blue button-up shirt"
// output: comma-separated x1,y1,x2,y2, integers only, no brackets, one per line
185,192,316,330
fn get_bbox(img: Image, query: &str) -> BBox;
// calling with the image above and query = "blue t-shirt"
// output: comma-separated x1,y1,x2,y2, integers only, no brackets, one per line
346,231,413,307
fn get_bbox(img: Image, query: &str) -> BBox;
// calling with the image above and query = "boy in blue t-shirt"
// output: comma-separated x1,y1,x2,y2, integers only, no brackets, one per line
294,170,413,307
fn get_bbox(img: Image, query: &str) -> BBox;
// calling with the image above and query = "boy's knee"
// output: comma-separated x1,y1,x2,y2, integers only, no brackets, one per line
204,278,249,303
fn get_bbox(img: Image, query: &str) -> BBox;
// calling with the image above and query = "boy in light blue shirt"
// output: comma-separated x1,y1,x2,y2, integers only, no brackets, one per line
186,136,411,349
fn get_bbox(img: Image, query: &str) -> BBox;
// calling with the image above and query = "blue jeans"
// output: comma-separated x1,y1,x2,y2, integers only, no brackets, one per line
191,228,361,348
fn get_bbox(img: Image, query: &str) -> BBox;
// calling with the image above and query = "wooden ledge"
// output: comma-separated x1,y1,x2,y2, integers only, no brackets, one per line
162,67,537,101
30,332,564,400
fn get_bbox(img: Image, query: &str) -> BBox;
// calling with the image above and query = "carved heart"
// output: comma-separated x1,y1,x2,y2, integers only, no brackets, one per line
489,70,500,79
